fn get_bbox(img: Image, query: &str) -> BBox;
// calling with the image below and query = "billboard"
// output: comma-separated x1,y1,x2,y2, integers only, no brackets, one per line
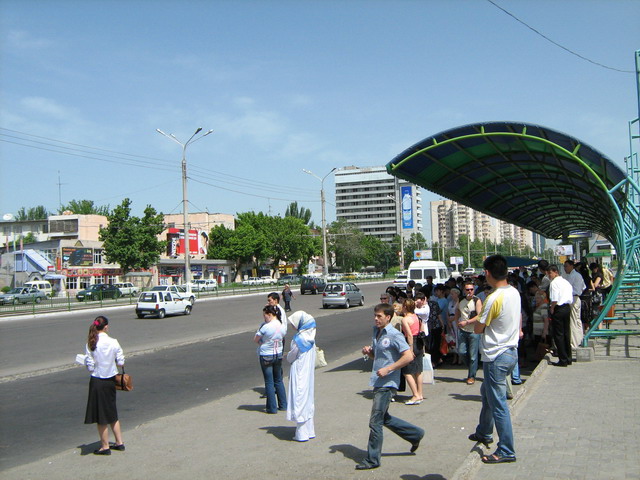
414,250,433,260
62,247,93,266
401,185,413,229
167,228,208,257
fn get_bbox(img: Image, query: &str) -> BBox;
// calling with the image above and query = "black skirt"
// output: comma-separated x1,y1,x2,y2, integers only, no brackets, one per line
402,336,424,375
84,376,118,425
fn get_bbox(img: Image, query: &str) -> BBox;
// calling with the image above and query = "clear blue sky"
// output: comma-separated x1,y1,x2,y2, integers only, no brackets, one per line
1,0,638,242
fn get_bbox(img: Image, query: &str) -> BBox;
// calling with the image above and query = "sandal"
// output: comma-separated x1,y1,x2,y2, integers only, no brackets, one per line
468,433,493,446
481,453,516,464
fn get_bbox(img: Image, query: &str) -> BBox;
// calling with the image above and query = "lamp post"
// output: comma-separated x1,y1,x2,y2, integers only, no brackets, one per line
387,195,405,270
303,167,336,277
156,127,213,289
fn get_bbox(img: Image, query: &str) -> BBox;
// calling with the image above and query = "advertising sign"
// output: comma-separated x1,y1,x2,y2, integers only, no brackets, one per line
62,247,93,266
401,185,413,229
167,228,204,256
450,256,464,265
414,250,433,260
554,245,574,256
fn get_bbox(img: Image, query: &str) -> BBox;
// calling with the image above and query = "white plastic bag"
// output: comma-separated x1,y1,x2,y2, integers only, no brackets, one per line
422,353,435,384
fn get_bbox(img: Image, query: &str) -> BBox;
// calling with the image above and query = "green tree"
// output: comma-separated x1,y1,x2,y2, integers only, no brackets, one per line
328,219,365,272
15,205,50,220
59,199,110,215
21,232,37,244
284,201,313,226
208,223,263,281
99,198,165,273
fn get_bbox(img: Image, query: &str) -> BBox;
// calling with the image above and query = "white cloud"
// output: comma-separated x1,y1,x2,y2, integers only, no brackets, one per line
20,97,80,121
6,30,53,50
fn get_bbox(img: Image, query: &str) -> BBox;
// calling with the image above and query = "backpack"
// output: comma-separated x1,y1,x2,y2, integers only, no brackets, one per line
602,267,614,288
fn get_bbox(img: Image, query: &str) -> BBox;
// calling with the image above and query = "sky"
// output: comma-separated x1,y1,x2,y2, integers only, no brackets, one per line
1,0,638,243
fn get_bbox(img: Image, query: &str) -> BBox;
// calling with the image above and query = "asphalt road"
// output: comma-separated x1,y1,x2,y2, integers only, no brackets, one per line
0,282,386,470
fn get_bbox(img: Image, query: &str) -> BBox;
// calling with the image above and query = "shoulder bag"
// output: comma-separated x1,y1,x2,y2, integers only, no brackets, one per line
115,367,133,391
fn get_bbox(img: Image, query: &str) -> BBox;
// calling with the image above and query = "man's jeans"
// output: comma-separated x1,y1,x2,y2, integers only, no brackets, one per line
458,330,481,379
475,348,518,457
260,355,287,414
364,387,424,467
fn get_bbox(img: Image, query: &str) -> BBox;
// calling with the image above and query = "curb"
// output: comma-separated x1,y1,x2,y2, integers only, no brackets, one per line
451,354,551,480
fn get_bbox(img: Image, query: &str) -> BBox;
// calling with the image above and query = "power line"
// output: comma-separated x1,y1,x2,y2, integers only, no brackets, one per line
486,0,634,74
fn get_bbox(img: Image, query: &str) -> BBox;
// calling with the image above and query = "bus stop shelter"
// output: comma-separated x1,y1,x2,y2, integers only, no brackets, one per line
386,121,640,347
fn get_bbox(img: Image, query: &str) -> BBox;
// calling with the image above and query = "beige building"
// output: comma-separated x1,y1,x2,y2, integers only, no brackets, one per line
430,199,537,251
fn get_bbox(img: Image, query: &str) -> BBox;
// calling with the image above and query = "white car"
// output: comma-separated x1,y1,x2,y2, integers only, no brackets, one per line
135,291,192,319
462,267,476,276
242,277,262,286
114,282,140,297
150,285,196,305
194,279,218,291
260,276,277,285
393,274,408,290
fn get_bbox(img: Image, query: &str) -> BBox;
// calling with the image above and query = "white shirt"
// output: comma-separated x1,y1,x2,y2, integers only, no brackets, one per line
477,285,521,362
277,304,288,336
85,332,125,378
549,276,573,306
415,303,430,336
562,269,586,296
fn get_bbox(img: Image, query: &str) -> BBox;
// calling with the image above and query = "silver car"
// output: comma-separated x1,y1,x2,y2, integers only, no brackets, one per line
322,282,364,309
0,287,47,305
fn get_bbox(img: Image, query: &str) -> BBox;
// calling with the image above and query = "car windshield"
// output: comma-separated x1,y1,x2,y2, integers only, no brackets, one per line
151,286,165,291
7,288,23,294
325,284,343,293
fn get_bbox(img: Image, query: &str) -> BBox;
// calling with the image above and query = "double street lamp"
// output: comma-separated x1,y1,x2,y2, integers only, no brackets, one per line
156,127,213,289
303,167,336,277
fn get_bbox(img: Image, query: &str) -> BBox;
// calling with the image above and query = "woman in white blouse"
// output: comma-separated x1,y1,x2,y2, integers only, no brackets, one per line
84,316,125,455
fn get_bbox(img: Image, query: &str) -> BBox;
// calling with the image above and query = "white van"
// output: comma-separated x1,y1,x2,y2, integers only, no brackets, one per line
24,281,53,298
407,260,450,286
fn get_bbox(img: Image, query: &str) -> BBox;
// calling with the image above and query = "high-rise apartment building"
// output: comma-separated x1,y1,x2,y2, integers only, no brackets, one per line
431,199,540,252
335,166,423,242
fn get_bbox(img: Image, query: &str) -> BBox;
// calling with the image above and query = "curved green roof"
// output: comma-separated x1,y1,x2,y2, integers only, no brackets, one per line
386,122,628,245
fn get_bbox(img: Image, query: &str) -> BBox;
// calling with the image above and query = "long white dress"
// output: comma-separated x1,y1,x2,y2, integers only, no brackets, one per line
286,344,316,441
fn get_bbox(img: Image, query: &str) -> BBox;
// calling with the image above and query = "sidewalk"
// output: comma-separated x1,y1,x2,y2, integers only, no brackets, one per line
3,337,639,480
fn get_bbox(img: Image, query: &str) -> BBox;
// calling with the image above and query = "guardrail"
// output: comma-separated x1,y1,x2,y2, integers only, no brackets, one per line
0,276,394,318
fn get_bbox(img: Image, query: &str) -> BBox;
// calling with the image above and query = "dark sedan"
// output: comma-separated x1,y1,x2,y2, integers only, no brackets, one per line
76,284,122,302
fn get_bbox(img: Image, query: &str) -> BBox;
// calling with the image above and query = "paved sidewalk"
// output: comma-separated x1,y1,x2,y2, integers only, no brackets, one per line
3,335,638,480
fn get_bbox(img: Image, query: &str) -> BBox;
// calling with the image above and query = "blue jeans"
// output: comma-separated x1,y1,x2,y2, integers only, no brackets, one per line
260,355,287,413
511,360,522,384
458,330,481,379
475,348,518,457
363,387,424,467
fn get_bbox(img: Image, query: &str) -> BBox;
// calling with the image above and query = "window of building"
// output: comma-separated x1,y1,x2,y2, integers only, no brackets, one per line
66,277,78,289
94,276,104,284
79,277,91,289
106,275,117,284
94,249,103,264
50,219,78,234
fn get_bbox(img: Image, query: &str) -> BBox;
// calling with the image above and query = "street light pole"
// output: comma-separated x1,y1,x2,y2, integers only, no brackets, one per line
387,195,405,270
303,168,336,277
156,127,213,289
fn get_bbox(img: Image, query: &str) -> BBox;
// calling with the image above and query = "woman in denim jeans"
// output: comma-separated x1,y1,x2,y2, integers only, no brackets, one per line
254,305,287,414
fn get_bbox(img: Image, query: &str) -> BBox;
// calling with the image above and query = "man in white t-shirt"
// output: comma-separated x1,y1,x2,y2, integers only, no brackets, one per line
469,255,520,464
562,260,586,349
548,265,574,367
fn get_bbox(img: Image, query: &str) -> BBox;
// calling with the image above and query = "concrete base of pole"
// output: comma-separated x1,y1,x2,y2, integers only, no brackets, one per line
576,346,595,362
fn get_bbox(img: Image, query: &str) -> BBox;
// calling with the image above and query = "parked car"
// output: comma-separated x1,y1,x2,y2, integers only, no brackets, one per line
462,267,476,276
300,276,326,295
23,281,53,298
76,284,122,302
114,282,140,297
242,277,262,286
260,276,277,285
322,282,364,309
0,287,47,305
277,274,301,285
150,285,196,305
135,291,192,319
193,279,218,291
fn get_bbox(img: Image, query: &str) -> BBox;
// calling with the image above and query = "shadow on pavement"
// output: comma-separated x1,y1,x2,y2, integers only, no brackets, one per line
77,441,102,456
328,443,366,462
325,358,368,373
237,404,266,412
259,425,296,441
448,393,482,402
400,474,447,480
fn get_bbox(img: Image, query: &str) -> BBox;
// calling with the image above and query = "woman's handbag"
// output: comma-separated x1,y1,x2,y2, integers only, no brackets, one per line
439,332,449,356
315,346,327,368
115,368,133,391
422,353,435,384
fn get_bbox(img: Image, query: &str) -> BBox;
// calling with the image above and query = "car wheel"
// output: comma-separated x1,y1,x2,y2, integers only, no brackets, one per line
344,300,350,309
13,298,19,305
157,309,166,319
359,296,364,306
185,305,192,315
323,304,328,309
189,296,195,305
137,313,145,319
35,297,42,304
312,288,317,295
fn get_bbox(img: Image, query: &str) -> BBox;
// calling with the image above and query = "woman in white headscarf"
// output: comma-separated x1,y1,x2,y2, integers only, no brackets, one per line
286,311,316,442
